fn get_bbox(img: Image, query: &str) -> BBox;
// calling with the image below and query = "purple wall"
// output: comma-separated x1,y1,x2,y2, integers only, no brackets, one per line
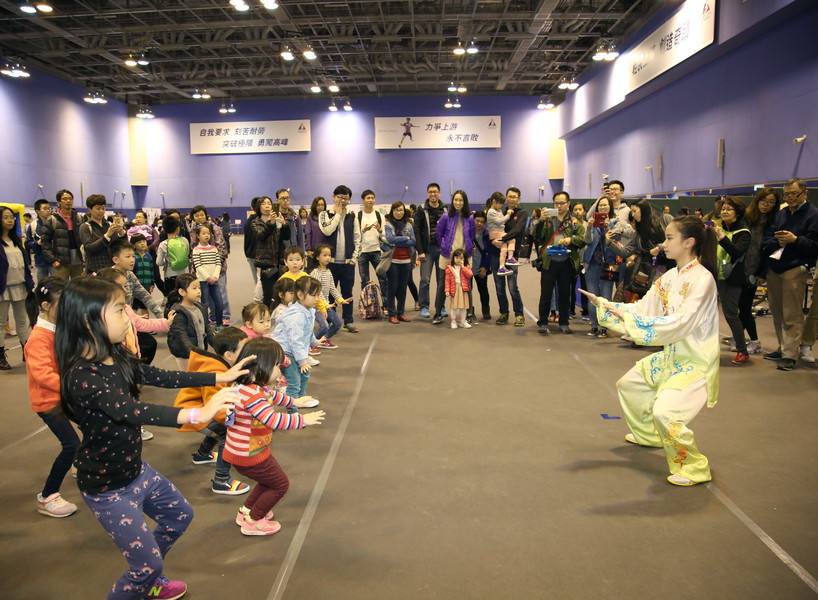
0,72,131,208
559,2,818,197
145,95,559,211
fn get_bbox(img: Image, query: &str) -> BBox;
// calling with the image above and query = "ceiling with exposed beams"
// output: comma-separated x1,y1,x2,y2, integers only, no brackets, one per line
0,0,671,106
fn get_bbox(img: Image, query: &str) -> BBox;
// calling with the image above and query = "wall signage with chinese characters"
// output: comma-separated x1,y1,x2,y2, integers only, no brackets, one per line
189,120,311,154
622,0,715,95
374,116,501,149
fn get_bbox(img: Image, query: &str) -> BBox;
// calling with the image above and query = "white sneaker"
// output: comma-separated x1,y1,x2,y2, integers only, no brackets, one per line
620,334,633,342
458,321,472,329
799,345,815,364
747,340,762,354
306,357,320,367
450,320,458,329
299,398,320,408
667,474,699,486
140,428,154,441
37,493,78,518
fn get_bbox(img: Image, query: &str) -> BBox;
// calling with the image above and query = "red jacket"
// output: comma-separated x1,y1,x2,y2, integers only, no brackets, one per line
444,264,473,295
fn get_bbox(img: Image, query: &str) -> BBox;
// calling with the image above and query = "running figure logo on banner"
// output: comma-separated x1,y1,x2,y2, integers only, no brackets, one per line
375,116,501,149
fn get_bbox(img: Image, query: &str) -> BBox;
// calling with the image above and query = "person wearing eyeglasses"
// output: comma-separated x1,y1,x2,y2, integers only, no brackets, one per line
40,190,84,280
760,178,818,371
319,185,360,333
414,183,447,320
25,199,53,283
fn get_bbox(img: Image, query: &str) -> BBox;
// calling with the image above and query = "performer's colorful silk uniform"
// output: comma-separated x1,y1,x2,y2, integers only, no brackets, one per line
598,259,720,482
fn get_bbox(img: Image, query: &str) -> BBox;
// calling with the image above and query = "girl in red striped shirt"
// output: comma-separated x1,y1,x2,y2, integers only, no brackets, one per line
224,337,324,536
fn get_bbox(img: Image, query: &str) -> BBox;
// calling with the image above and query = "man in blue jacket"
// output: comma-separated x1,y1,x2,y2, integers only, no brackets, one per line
25,199,53,282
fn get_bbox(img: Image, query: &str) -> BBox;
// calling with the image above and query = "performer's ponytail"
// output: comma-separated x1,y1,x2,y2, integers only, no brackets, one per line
671,216,718,279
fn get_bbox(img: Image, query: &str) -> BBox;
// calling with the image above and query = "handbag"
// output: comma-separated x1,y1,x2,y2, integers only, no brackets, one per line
600,262,619,281
626,258,654,296
375,249,392,277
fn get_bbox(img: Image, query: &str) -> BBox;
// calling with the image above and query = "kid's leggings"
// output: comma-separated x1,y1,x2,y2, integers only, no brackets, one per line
81,462,193,600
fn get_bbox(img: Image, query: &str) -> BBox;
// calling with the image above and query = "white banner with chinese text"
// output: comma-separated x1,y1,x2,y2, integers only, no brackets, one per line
374,116,501,149
189,120,310,154
622,0,715,95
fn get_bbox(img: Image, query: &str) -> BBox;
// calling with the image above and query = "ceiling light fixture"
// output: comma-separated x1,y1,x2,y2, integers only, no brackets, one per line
228,103,236,113
201,88,211,99
230,0,250,11
310,83,321,93
136,53,149,66
219,103,228,114
124,54,138,67
457,83,467,93
604,44,619,61
303,45,317,60
447,81,457,92
192,89,202,99
466,40,478,55
260,0,279,8
444,98,453,109
328,99,338,112
19,2,37,14
280,45,294,61
453,42,466,56
328,82,340,93
536,95,554,110
452,97,461,108
0,63,14,76
84,89,107,104
136,104,155,119
593,42,608,61
567,78,579,90
35,2,53,12
343,99,352,111
6,63,30,78
558,76,578,90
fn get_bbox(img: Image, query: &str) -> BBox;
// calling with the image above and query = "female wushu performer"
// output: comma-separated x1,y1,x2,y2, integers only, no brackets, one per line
581,216,720,486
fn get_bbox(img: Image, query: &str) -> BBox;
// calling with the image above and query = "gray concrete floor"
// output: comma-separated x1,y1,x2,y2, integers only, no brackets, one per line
1,241,816,600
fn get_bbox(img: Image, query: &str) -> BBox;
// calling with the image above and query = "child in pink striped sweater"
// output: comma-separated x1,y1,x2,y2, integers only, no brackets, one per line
223,337,324,536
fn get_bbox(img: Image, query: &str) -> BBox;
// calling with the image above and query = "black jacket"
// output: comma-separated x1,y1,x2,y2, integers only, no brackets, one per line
718,220,751,286
41,210,82,266
251,217,290,268
167,302,214,359
413,202,446,255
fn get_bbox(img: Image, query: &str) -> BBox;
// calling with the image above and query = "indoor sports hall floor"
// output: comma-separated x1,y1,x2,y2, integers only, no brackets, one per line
1,244,816,600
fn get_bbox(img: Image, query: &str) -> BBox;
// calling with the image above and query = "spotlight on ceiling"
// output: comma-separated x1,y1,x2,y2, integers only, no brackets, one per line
219,103,229,114
343,99,353,111
303,45,317,60
604,44,619,61
447,81,457,92
19,2,37,14
261,0,279,8
228,103,236,113
124,54,138,67
452,97,461,108
536,95,554,110
328,99,338,112
444,98,453,109
328,82,340,93
457,83,467,93
453,42,466,56
136,53,149,66
136,104,155,119
310,83,321,93
466,40,478,55
280,45,294,61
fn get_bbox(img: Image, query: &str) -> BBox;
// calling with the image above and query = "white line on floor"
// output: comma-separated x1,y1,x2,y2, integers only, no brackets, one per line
0,425,47,456
563,329,818,593
266,335,379,600
706,483,818,593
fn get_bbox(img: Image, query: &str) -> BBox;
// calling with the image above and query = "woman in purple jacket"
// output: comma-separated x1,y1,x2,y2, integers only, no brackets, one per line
304,196,326,257
431,190,475,324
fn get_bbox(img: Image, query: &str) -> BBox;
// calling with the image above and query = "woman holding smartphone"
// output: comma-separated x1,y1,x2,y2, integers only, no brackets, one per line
582,197,620,337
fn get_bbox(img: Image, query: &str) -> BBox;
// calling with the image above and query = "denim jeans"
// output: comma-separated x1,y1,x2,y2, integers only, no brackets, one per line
81,462,193,600
584,262,616,329
37,409,80,498
490,252,524,317
387,262,412,317
218,273,231,321
282,354,310,398
358,250,388,292
328,262,356,324
418,243,442,310
200,280,223,324
195,421,232,484
315,307,342,340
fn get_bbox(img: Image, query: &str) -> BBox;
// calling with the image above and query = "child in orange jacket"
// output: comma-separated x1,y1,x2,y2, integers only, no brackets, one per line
24,276,79,518
174,326,251,496
444,248,473,329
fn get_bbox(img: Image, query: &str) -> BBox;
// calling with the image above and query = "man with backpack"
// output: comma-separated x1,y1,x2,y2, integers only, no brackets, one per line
156,215,190,299
357,190,388,306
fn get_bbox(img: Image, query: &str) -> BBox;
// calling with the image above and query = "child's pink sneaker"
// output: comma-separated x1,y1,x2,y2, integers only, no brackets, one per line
241,516,282,536
144,575,187,599
236,505,275,525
